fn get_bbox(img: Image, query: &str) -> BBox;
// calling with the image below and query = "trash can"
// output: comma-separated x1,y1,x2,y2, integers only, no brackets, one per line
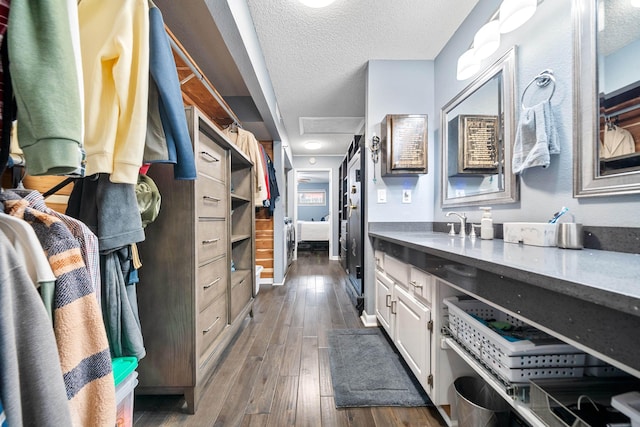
454,376,511,427
254,265,264,295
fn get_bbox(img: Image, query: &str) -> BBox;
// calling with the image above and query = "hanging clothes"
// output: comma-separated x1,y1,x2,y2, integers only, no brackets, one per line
143,3,196,180
223,127,268,206
13,189,102,306
601,124,635,158
66,174,147,360
0,210,57,320
264,149,280,217
0,191,115,427
78,0,150,184
0,230,73,427
8,0,84,176
258,143,270,204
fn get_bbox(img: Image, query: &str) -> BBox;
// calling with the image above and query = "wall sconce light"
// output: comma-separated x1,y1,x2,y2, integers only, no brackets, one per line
474,20,501,60
457,49,481,81
298,0,337,8
499,0,537,33
457,0,540,80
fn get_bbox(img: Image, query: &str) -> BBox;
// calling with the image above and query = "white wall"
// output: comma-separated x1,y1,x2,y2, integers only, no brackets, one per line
433,0,640,227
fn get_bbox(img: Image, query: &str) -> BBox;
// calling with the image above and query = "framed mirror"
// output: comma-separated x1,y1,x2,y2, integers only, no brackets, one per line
574,0,640,197
441,47,518,207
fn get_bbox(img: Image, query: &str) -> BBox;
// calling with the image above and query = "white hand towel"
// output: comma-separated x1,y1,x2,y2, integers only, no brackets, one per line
512,101,560,175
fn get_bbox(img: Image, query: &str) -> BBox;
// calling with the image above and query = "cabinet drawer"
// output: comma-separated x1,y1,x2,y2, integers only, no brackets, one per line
196,131,227,181
384,255,409,287
196,177,227,218
409,266,433,305
198,295,227,359
197,220,227,265
197,256,228,312
230,271,252,321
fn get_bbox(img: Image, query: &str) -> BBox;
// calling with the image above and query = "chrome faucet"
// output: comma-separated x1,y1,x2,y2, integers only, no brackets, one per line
446,211,467,237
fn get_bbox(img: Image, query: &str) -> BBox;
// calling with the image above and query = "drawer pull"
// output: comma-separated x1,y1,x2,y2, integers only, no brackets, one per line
203,277,221,289
409,280,423,290
203,317,220,334
385,294,391,307
203,195,221,203
200,151,219,162
391,300,397,315
202,238,220,245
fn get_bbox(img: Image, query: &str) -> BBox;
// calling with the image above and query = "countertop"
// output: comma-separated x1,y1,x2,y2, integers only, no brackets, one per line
369,230,640,318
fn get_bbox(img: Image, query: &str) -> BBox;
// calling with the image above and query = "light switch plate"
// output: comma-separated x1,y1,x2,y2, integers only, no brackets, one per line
402,189,412,203
377,189,387,203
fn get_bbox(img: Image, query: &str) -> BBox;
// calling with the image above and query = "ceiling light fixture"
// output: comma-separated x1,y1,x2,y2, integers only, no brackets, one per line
305,141,321,150
632,0,640,8
457,49,481,81
499,0,537,33
298,0,337,8
474,20,501,60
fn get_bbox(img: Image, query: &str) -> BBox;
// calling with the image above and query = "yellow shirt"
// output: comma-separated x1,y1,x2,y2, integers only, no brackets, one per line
78,0,149,184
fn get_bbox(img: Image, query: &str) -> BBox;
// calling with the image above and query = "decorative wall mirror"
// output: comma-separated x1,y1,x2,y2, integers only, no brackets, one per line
441,47,518,207
574,0,640,197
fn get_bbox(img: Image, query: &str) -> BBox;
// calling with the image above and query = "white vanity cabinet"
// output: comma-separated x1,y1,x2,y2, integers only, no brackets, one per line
374,254,433,392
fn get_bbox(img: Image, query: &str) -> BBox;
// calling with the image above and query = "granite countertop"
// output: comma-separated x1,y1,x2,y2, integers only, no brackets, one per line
369,230,640,317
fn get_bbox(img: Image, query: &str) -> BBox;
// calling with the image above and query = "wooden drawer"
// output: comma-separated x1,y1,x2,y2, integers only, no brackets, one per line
384,255,409,288
197,295,227,360
196,130,226,181
197,256,228,312
409,266,433,305
197,220,227,265
230,270,252,322
196,177,227,219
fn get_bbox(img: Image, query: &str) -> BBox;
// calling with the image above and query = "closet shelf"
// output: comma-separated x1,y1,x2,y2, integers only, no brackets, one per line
231,194,251,204
231,234,251,244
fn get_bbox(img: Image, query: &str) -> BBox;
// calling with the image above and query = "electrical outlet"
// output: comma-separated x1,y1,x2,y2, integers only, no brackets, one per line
377,189,387,203
402,189,412,203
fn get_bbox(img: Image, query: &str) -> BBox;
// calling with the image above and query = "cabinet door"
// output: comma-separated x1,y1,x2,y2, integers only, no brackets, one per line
375,272,393,336
393,285,431,390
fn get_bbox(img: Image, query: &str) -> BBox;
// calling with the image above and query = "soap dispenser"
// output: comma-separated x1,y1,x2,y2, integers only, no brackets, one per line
479,207,494,240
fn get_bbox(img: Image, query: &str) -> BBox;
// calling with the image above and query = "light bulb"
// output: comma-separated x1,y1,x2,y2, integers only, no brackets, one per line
474,20,501,60
499,0,537,33
457,49,481,81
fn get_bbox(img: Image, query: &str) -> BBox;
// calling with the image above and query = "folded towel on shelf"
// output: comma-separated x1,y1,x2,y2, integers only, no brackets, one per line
512,100,560,175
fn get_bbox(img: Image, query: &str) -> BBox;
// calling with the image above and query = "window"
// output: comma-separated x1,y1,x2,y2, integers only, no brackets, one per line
298,190,326,206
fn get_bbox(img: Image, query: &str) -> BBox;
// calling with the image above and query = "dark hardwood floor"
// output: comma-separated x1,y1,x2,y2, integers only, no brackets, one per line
133,250,447,426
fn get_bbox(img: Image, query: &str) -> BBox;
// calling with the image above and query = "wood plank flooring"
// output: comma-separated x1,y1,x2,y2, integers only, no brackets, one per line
133,250,447,427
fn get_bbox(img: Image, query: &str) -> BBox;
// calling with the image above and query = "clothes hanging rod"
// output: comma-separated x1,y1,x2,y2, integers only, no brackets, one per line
167,32,242,127
601,102,640,118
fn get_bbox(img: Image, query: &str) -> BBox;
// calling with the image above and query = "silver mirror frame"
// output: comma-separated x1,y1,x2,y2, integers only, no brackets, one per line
441,47,519,208
573,0,640,197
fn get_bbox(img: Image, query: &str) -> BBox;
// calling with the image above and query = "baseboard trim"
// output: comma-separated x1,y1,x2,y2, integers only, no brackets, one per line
360,311,378,327
330,255,340,261
272,281,284,287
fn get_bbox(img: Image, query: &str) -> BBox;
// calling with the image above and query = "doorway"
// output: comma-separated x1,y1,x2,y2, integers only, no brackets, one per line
294,169,332,259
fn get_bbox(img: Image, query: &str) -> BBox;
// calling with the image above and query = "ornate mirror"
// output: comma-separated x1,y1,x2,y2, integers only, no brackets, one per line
574,0,640,197
441,47,518,207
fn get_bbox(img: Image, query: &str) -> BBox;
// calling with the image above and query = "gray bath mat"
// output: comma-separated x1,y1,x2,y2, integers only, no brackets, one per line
328,328,432,408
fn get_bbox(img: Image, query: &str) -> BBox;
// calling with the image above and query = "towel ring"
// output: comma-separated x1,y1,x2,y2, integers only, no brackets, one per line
521,69,556,109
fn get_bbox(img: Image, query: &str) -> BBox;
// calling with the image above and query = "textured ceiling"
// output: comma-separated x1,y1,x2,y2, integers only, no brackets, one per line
600,0,640,56
246,0,479,156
